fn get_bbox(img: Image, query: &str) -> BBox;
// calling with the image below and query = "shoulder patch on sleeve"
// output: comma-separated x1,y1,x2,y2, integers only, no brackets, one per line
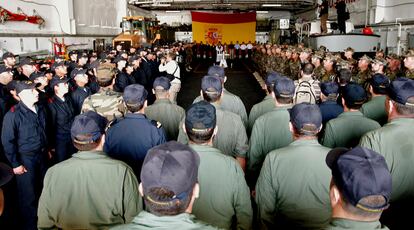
151,120,162,128
10,106,15,112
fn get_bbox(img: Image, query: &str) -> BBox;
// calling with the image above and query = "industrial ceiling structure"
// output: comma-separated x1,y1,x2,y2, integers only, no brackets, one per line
128,0,316,12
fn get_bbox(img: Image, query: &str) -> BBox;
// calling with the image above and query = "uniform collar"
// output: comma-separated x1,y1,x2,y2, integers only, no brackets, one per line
264,95,273,100
133,211,196,225
338,110,363,117
329,218,386,229
72,150,108,160
273,104,293,111
290,138,320,146
154,98,172,105
19,102,38,114
125,113,146,119
388,117,414,125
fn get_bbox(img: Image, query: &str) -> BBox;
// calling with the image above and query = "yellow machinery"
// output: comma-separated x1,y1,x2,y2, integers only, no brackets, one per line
113,16,161,49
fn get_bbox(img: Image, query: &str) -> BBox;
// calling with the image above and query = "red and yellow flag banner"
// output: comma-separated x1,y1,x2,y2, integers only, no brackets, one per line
191,11,256,45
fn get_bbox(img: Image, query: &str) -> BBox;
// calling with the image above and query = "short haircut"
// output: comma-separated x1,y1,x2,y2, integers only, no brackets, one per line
394,97,414,115
73,134,101,151
341,194,384,219
144,187,192,216
302,63,314,75
154,88,169,98
338,68,352,84
185,126,215,144
344,99,364,110
202,91,221,103
275,95,293,104
126,102,144,113
97,78,113,87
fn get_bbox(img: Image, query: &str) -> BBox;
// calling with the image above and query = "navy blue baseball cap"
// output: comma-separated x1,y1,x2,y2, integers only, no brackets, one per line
326,146,391,212
15,81,37,94
2,52,15,60
49,77,69,89
265,72,283,87
201,75,222,93
343,83,367,106
19,58,34,67
153,77,171,90
320,82,339,96
141,141,200,202
370,74,390,94
123,84,148,105
70,68,88,79
71,111,108,144
207,65,225,80
273,77,295,98
185,101,216,132
51,61,66,72
289,103,322,134
29,71,46,81
388,78,414,106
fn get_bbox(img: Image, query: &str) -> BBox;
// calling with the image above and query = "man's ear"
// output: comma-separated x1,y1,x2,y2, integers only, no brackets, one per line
330,183,341,207
138,183,144,197
182,123,187,134
289,122,294,134
200,90,204,99
152,89,155,95
271,91,276,99
192,183,200,199
224,76,227,83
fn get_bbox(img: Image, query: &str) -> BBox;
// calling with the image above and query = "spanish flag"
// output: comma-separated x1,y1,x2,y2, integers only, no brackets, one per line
191,11,256,45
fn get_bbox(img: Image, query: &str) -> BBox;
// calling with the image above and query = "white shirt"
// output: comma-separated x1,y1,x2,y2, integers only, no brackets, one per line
247,43,253,49
234,43,240,49
240,44,247,50
159,60,181,83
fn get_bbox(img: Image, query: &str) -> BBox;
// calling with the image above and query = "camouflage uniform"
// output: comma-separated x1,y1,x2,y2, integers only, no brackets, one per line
321,70,336,82
81,88,124,121
354,69,371,85
405,69,414,79
385,69,401,81
289,59,301,80
313,65,326,81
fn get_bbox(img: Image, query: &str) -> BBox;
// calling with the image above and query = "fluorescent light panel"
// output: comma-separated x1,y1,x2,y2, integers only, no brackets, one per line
262,4,282,7
166,10,180,13
256,11,269,14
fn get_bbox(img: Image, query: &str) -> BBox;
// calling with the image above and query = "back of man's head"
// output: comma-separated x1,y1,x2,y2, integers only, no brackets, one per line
185,101,216,144
201,75,223,103
342,83,367,110
388,78,414,116
207,65,225,82
301,63,314,76
273,77,295,105
290,103,322,136
326,147,391,221
140,141,200,216
96,63,116,87
338,68,352,85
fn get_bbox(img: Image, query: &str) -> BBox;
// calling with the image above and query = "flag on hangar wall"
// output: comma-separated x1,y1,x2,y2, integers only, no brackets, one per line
191,11,256,45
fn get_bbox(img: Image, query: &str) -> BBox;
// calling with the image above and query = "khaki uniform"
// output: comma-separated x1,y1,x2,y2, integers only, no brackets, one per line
385,68,401,81
111,211,218,230
321,70,336,82
322,111,380,148
145,99,185,141
190,144,253,230
81,88,124,121
248,95,275,135
178,103,248,158
360,95,388,126
194,89,248,128
247,105,293,186
256,139,332,229
325,218,389,230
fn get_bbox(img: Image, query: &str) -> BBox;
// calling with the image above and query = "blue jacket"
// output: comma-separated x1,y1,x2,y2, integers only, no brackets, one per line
104,113,166,176
2,102,48,167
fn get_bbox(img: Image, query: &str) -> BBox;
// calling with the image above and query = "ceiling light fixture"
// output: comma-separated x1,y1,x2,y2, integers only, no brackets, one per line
262,4,282,7
166,10,181,13
212,3,232,6
256,11,269,14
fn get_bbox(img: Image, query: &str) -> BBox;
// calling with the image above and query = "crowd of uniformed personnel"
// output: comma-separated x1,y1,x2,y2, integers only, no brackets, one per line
0,40,412,230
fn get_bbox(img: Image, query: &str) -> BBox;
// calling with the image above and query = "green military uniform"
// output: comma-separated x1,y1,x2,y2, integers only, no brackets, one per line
145,98,185,141
111,211,218,230
322,111,380,148
321,70,336,82
360,118,414,205
405,69,414,79
178,103,248,159
248,95,275,135
190,144,252,230
353,69,371,85
314,65,326,81
325,218,389,230
360,95,388,126
81,88,124,121
255,139,332,229
38,151,143,229
282,59,291,76
193,89,248,128
385,68,401,81
289,59,301,80
247,105,293,186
